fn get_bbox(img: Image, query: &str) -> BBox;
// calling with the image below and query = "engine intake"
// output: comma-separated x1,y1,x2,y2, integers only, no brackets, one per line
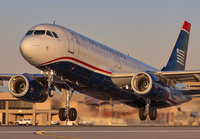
131,72,170,101
131,72,152,95
8,74,47,103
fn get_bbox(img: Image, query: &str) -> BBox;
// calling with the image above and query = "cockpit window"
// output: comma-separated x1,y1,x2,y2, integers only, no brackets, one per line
26,29,58,38
52,31,59,38
25,30,34,35
34,30,45,35
46,31,53,37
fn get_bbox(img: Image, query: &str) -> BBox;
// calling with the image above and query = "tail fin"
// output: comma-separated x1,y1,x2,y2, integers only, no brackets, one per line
161,21,191,71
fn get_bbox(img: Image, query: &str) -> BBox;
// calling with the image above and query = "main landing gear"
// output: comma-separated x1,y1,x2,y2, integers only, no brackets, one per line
139,100,157,121
59,88,77,121
44,69,77,121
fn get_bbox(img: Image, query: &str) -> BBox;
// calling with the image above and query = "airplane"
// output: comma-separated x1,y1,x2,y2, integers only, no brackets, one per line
1,21,200,121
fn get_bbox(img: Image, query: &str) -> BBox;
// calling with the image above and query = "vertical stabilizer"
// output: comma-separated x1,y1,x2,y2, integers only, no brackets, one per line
161,21,191,71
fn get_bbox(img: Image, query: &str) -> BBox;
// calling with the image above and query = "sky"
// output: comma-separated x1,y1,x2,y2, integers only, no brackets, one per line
1,0,200,74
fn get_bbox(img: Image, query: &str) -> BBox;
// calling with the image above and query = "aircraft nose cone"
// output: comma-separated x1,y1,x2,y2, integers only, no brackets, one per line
19,36,39,65
20,37,33,59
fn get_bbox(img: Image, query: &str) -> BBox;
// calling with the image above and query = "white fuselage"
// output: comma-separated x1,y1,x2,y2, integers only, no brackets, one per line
19,24,192,107
20,24,157,75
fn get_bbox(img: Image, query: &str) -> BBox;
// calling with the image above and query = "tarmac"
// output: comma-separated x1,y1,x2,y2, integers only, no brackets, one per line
1,126,200,139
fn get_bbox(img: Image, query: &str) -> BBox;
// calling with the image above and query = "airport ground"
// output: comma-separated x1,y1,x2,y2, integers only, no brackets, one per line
1,82,200,139
1,125,200,139
1,91,200,127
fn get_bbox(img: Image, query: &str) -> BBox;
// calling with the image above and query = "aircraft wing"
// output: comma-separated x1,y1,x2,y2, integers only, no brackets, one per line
0,73,48,81
181,89,200,95
0,74,16,81
111,72,137,87
154,70,200,83
111,70,200,92
0,73,47,87
0,73,78,89
0,73,64,85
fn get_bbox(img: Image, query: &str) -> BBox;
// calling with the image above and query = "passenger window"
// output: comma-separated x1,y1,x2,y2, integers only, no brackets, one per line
46,31,53,37
25,30,34,35
34,30,45,35
52,31,59,38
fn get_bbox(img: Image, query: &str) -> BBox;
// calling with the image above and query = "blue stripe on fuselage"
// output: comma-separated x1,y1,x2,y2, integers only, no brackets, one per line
37,61,171,108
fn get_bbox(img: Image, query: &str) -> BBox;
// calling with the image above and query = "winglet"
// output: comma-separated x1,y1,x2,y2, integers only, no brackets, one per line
161,21,191,71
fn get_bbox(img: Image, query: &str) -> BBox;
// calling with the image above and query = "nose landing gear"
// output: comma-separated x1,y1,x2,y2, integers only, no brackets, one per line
44,69,55,97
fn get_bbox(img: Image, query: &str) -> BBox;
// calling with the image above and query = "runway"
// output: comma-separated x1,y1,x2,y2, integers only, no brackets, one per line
1,126,200,139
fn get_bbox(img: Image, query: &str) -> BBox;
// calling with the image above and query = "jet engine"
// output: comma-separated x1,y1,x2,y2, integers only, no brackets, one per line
131,72,170,101
8,74,48,103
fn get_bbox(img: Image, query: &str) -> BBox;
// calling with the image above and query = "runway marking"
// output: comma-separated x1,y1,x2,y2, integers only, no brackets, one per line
0,131,35,133
2,128,200,139
44,130,200,133
34,128,200,139
35,129,82,139
1,129,200,134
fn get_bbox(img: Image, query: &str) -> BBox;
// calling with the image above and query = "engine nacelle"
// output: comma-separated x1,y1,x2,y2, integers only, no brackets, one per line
8,74,48,103
131,72,170,101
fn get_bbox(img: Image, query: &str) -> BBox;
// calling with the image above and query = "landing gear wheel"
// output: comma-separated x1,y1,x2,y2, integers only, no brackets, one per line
59,108,67,121
69,108,77,121
139,107,147,121
149,107,157,120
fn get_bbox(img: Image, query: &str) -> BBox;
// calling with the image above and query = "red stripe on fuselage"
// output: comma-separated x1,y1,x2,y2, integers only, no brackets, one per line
167,98,177,105
38,57,112,74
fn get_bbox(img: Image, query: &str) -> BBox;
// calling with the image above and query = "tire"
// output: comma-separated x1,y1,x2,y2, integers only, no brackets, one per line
59,108,67,121
149,107,157,120
26,122,29,126
69,108,77,121
15,122,19,126
139,107,147,121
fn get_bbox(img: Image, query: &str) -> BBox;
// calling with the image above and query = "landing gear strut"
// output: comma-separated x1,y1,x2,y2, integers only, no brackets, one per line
59,88,77,121
139,99,157,121
44,69,55,97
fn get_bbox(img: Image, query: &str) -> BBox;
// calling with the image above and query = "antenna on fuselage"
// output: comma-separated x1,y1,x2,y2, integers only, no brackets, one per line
53,20,56,24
